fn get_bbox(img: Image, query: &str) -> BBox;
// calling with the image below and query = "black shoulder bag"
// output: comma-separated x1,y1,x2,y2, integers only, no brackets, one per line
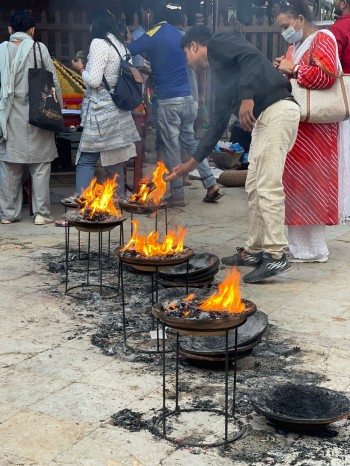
102,38,143,111
28,42,64,132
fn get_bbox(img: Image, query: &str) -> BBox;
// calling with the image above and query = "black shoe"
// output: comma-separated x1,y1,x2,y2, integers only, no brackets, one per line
221,247,263,267
243,253,291,283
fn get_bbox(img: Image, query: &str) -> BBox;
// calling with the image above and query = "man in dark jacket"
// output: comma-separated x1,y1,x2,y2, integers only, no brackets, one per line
167,25,300,284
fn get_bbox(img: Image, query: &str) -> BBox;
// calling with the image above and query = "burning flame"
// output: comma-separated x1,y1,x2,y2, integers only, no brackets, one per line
79,175,121,219
130,161,169,205
198,268,245,313
120,220,187,257
183,294,195,301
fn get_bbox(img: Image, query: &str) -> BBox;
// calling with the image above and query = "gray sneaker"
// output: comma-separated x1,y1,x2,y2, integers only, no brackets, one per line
221,247,263,267
243,253,291,283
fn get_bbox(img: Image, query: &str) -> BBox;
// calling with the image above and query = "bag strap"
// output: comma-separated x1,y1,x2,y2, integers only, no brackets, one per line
104,36,124,59
102,75,111,92
102,36,124,92
33,42,38,68
33,42,45,70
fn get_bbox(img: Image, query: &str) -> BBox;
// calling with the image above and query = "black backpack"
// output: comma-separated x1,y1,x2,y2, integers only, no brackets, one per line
102,37,143,111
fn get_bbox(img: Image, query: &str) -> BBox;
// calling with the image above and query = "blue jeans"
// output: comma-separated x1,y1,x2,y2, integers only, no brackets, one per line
157,96,216,199
76,152,125,196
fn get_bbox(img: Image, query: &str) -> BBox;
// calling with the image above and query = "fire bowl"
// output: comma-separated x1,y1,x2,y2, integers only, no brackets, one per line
119,199,167,215
65,213,127,233
117,247,194,267
251,383,350,429
152,297,257,336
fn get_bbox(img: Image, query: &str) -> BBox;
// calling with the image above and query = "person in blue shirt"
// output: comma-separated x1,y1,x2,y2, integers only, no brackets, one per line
127,2,223,207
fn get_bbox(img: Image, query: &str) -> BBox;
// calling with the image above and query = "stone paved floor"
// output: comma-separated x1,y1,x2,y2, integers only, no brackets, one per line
0,167,349,465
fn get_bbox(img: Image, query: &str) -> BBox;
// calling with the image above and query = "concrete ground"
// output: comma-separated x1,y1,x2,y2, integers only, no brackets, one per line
0,163,349,466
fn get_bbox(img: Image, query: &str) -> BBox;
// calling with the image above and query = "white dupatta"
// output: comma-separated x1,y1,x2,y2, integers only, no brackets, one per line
291,29,350,222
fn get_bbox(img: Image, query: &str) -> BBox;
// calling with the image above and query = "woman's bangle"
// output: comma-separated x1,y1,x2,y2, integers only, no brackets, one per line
292,64,299,78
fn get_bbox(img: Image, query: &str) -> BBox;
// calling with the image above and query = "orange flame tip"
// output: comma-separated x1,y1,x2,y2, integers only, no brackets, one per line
130,161,169,205
120,219,188,257
199,268,245,313
79,174,121,218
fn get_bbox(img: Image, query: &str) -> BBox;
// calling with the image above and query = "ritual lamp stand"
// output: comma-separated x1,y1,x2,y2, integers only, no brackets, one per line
152,316,249,447
117,251,193,354
65,218,126,299
119,201,168,236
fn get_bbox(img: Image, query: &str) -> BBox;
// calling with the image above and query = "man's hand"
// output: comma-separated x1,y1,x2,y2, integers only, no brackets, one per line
166,158,199,182
277,58,295,77
239,99,256,132
273,55,285,69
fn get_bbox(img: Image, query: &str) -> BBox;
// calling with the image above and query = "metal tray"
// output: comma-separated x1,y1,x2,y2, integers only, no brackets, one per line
180,311,268,355
251,383,350,429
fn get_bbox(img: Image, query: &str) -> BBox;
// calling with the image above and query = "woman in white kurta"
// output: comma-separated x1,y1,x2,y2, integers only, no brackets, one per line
71,8,140,197
0,11,62,225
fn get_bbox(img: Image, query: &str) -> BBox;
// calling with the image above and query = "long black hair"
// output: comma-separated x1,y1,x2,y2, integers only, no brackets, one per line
90,8,125,43
278,0,314,22
10,10,35,32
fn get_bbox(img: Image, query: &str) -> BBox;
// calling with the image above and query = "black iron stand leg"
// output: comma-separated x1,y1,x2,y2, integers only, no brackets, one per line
186,259,189,294
162,321,166,436
225,330,229,442
99,232,103,295
86,232,91,285
155,210,158,232
65,224,69,292
120,223,124,246
78,231,81,260
175,332,180,412
107,231,111,261
151,273,155,330
155,266,159,303
232,327,238,416
120,260,126,343
156,266,160,352
165,206,168,234
130,213,133,236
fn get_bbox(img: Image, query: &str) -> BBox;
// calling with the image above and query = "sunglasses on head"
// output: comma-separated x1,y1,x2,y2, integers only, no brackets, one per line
279,0,295,6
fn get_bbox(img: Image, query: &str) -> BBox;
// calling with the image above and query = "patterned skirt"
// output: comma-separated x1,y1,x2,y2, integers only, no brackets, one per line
283,121,338,226
76,87,140,165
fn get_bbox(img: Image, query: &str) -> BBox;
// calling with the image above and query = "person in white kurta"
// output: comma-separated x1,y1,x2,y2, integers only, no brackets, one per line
0,11,62,225
72,9,140,197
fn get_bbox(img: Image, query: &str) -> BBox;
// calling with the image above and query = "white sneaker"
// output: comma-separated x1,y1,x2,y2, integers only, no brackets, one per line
34,214,54,225
286,253,328,263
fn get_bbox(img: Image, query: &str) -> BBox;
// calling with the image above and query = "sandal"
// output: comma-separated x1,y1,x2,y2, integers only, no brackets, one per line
55,218,68,227
203,190,225,203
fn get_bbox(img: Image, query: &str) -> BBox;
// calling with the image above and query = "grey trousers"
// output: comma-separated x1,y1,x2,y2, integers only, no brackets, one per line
157,96,217,200
0,161,52,221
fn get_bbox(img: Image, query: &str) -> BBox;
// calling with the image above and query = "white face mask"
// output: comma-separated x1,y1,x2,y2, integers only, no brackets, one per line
282,19,303,44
